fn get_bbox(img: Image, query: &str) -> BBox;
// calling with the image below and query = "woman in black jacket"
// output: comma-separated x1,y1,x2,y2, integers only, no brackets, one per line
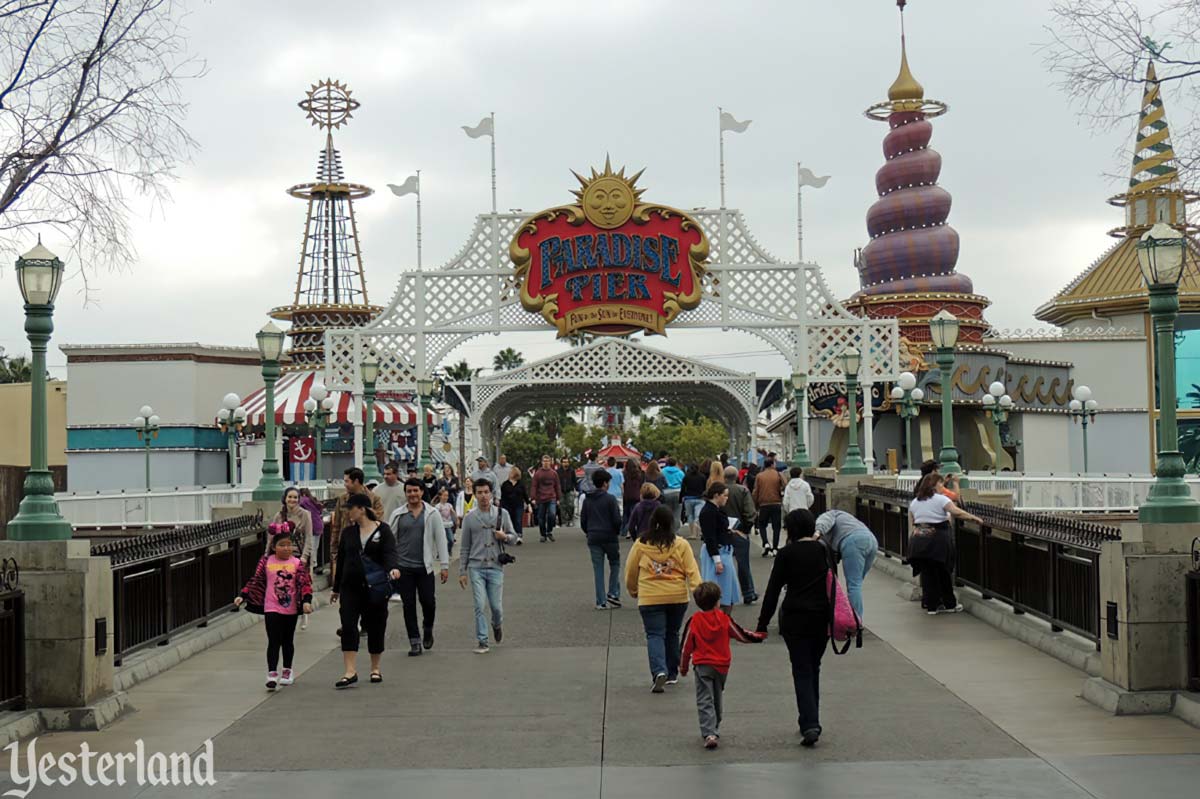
681,464,708,538
331,492,401,688
755,509,831,748
500,466,530,544
697,482,741,611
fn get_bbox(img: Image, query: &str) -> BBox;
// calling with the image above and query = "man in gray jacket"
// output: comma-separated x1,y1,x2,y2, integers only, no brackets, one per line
457,478,517,654
387,478,449,656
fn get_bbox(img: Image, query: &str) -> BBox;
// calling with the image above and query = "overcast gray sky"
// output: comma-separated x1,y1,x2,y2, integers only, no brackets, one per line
0,0,1155,380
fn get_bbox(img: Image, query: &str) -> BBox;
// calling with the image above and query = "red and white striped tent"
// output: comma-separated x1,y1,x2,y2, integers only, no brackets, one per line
237,371,438,427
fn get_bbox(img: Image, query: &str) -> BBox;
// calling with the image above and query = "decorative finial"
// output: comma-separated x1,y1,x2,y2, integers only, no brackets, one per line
298,79,360,130
865,0,946,121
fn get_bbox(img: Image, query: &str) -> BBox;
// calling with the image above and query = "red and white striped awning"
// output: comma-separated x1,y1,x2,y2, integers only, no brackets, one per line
237,371,438,427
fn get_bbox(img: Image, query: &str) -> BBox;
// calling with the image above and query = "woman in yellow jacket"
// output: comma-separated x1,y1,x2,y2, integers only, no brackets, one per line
625,505,703,693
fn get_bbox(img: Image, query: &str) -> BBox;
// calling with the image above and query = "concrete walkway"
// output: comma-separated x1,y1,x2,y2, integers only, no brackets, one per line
4,528,1199,797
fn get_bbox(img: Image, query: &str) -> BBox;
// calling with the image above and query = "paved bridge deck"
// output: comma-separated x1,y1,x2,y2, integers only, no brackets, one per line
5,527,1199,797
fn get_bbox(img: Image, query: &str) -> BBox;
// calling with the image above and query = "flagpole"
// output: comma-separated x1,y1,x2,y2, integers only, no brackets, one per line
797,162,804,262
718,106,726,209
416,170,423,271
489,111,497,214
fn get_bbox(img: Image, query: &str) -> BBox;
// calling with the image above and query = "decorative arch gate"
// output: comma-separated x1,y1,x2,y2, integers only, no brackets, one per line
324,208,899,465
464,337,760,458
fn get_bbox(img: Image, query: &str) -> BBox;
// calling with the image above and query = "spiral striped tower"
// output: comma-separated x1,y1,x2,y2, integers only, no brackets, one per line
846,2,990,345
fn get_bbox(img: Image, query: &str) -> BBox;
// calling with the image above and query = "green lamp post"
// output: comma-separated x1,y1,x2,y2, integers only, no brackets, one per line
1067,384,1098,474
1136,221,1200,523
839,346,868,475
303,382,335,483
889,371,924,471
361,358,382,483
216,393,246,484
929,309,963,480
7,240,73,540
133,405,160,491
790,372,812,467
252,322,287,501
417,375,435,469
981,381,1012,475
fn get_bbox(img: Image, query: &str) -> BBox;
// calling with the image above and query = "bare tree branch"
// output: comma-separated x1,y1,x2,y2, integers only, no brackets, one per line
0,0,203,299
1042,0,1200,186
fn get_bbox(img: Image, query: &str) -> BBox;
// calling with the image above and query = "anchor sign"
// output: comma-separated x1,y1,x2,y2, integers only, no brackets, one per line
290,437,316,464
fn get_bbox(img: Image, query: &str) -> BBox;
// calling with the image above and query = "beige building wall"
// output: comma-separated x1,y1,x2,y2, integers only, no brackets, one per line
0,379,67,467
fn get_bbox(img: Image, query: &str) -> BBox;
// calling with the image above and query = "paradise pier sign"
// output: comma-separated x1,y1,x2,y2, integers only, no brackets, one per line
512,158,709,337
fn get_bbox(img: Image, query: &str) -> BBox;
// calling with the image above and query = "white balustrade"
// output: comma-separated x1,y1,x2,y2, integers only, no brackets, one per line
54,482,337,529
891,473,1199,513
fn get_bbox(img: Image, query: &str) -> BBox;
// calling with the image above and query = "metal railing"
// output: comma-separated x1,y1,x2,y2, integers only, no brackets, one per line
893,472,1200,513
56,482,336,529
856,484,1121,646
92,515,268,665
0,558,25,712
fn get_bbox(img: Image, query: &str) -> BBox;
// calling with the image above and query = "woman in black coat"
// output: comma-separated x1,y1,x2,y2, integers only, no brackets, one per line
331,492,401,687
756,509,831,748
500,466,530,544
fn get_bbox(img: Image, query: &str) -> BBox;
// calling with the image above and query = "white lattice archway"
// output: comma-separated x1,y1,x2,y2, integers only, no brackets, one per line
464,337,759,457
322,208,899,465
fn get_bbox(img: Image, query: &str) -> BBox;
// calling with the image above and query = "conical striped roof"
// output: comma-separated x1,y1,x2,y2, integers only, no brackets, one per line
1129,62,1179,194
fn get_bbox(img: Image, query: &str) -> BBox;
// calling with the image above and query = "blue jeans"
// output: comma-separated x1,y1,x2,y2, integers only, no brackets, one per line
468,566,504,645
588,541,621,606
639,603,688,679
683,497,704,525
536,501,557,536
731,532,757,601
839,531,878,620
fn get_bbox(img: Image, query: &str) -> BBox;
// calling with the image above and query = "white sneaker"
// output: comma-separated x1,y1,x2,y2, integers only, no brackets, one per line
942,604,965,614
473,643,490,654
652,673,667,693
265,671,278,691
279,668,294,686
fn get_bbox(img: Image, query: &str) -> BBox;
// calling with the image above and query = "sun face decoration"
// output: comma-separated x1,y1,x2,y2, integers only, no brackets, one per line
572,157,645,229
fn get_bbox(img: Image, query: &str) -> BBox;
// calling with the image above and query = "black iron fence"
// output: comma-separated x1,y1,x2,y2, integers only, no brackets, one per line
0,557,25,711
91,515,267,665
855,484,1121,647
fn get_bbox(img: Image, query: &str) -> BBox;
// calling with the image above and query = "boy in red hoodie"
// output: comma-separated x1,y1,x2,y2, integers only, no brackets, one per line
680,581,765,748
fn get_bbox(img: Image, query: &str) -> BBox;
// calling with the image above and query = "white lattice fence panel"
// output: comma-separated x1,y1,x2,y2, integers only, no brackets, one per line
805,266,855,320
807,321,898,382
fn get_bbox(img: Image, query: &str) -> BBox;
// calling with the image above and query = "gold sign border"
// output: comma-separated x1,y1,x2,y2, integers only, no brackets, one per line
511,202,710,337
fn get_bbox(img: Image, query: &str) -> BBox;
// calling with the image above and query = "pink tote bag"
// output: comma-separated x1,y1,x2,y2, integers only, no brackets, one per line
826,570,863,654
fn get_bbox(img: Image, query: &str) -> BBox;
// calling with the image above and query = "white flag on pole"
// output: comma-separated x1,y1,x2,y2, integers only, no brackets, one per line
797,168,831,189
388,175,419,197
462,116,494,138
719,111,751,133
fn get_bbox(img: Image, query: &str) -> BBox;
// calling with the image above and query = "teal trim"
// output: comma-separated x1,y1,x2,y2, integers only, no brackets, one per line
68,426,228,451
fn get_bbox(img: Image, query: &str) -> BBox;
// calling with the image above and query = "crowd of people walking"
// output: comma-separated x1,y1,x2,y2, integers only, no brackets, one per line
235,449,981,751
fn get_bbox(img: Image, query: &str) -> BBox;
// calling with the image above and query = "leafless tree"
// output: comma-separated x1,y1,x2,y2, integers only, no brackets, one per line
1043,0,1200,183
0,0,202,295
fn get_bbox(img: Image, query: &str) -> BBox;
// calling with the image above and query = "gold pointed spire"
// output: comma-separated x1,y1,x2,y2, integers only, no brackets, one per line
1128,61,1179,194
888,36,924,103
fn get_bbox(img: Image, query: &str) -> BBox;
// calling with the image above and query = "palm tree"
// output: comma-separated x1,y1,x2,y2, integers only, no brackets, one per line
525,406,575,441
493,347,524,372
1187,383,1200,410
658,404,709,426
0,355,32,384
442,359,482,473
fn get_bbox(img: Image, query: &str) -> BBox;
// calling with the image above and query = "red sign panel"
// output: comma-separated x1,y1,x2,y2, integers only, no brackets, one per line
289,436,316,464
512,161,709,337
